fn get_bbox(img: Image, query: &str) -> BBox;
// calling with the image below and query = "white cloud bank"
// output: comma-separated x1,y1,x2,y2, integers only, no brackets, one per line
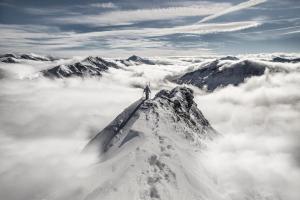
0,56,299,200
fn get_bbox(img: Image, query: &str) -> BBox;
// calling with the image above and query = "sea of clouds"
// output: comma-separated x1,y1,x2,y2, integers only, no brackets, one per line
0,55,299,200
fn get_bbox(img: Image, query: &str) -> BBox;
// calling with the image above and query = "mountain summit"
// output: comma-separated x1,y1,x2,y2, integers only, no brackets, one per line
84,86,219,200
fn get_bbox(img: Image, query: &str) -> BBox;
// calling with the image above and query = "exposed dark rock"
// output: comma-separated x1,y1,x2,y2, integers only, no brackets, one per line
1,57,18,63
20,54,49,61
154,87,216,136
150,186,160,198
0,54,17,59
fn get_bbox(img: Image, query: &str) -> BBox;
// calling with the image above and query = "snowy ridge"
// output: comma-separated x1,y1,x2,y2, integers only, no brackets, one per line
174,59,292,91
116,55,171,66
83,86,219,200
118,55,159,66
41,56,119,78
0,53,55,63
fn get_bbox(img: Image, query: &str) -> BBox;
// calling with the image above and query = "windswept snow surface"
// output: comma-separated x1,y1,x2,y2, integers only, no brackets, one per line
0,53,299,200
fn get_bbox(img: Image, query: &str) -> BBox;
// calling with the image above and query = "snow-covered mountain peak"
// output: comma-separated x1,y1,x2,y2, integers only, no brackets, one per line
86,86,217,155
82,86,220,199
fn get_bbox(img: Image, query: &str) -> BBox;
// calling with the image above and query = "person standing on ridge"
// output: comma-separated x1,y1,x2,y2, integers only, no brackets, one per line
143,84,151,100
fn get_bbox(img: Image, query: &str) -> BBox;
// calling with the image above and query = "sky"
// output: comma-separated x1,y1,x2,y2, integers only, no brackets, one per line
0,0,300,57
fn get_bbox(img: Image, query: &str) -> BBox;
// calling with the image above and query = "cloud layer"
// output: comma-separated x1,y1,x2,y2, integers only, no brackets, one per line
0,55,299,199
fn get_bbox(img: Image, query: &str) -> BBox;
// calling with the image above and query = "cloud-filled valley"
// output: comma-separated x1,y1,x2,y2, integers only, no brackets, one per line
1,0,300,199
0,53,299,199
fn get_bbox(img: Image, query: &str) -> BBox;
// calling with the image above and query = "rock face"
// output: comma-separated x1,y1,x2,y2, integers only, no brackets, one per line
84,87,220,200
175,60,269,91
42,56,119,78
0,54,18,63
0,57,18,63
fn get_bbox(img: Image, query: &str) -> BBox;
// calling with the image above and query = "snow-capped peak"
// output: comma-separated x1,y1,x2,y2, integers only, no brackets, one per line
83,87,219,199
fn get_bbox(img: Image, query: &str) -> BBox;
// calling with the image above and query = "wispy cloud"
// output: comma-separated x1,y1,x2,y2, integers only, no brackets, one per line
282,30,300,35
1,0,298,56
3,1,264,56
89,2,117,9
52,2,232,26
0,20,261,56
198,0,268,23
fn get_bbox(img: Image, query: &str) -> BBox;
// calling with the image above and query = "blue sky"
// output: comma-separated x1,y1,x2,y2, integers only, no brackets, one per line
0,0,299,57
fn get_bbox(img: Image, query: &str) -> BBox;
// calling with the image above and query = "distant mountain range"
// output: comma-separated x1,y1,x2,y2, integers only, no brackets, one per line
41,55,163,78
1,53,299,89
42,56,119,78
0,53,55,63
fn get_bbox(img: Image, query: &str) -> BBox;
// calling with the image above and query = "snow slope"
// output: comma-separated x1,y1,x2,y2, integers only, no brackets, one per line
84,86,220,200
